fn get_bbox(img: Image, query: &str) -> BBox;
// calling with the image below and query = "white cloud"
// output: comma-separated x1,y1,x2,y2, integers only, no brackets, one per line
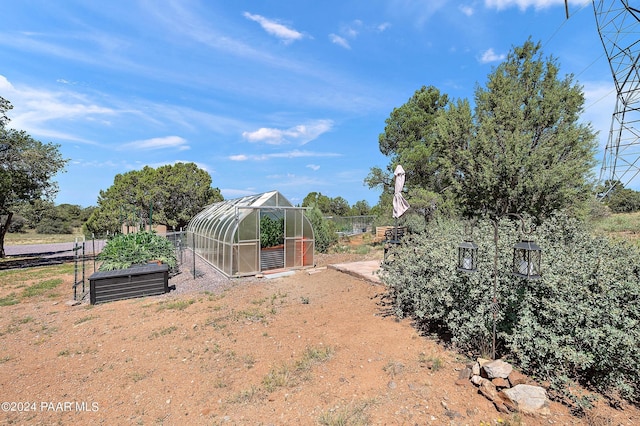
266,173,296,179
387,0,449,27
242,119,333,145
307,164,320,171
344,20,362,38
229,154,249,161
329,33,350,49
0,75,14,91
479,48,506,63
459,5,474,16
56,78,78,85
229,150,341,161
484,0,590,11
119,136,190,151
0,74,115,143
243,12,304,44
377,22,391,32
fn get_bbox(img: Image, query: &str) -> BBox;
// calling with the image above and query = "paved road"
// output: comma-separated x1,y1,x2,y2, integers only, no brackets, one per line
4,240,106,257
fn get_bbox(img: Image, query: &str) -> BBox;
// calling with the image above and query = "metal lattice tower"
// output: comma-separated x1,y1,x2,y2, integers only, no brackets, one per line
594,1,640,198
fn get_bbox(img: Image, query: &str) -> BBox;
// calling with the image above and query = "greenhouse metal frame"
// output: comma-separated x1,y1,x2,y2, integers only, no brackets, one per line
187,191,314,277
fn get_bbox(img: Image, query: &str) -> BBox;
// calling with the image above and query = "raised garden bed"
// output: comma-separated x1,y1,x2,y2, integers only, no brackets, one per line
89,263,169,304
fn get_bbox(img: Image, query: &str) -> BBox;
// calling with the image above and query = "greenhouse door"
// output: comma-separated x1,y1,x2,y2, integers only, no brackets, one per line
285,209,306,268
259,210,285,271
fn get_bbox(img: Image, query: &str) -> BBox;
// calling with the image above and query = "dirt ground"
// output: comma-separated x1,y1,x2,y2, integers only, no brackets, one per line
1,245,639,425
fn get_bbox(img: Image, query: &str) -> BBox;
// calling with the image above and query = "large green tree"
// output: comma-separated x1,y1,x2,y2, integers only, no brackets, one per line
0,97,68,257
369,40,597,221
85,162,222,235
462,39,597,219
350,200,371,216
366,86,471,217
302,192,332,214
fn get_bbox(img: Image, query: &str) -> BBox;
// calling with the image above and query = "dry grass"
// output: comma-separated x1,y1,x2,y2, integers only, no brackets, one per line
4,229,85,245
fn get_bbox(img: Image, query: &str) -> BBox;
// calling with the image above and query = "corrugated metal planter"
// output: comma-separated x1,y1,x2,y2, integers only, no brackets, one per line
89,263,169,304
260,244,285,271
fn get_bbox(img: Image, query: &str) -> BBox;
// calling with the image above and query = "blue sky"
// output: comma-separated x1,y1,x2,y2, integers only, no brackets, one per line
0,0,618,208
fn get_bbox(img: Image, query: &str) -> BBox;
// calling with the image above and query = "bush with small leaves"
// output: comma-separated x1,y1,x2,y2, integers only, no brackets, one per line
382,212,640,403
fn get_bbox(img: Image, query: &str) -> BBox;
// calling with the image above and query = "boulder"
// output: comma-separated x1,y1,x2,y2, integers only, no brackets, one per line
458,367,473,380
508,369,528,386
482,359,513,379
501,384,550,416
491,377,510,388
478,380,511,414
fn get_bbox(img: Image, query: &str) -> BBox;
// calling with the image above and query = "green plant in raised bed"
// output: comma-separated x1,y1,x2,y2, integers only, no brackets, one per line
260,215,284,248
97,231,177,271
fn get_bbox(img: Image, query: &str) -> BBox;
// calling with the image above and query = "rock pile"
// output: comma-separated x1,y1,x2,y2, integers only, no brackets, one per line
458,358,550,416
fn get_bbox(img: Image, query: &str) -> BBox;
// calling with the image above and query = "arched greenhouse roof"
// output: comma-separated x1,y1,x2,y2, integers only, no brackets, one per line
187,190,314,277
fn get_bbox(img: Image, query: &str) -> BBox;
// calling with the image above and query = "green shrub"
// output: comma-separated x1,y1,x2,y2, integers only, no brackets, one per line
382,212,640,403
97,231,177,271
7,215,26,233
36,217,72,234
260,215,284,248
305,207,338,253
508,214,640,403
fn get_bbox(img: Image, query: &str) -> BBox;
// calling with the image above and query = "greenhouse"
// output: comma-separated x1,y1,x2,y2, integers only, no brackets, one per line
187,191,314,277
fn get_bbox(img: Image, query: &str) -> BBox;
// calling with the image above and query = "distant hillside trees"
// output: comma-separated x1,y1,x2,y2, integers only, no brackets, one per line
367,39,597,220
301,192,371,217
602,181,640,213
0,97,68,257
13,200,95,234
350,200,371,216
84,163,222,235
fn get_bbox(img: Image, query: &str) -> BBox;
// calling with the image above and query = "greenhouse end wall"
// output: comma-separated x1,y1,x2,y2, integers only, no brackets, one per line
186,191,314,277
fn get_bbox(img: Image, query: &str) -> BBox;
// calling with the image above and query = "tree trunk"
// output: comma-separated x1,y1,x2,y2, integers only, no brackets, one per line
0,212,12,258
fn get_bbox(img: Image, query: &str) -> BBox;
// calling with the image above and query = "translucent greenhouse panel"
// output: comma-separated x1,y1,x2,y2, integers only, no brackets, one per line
215,240,222,271
285,209,303,238
207,237,215,266
237,242,259,275
223,242,232,276
232,245,238,275
285,238,298,268
239,209,258,242
261,192,278,207
303,215,314,239
302,238,314,267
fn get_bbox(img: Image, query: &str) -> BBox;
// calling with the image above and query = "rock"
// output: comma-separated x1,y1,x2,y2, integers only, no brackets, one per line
444,410,463,419
387,380,397,389
508,369,528,387
477,357,492,366
497,392,519,413
478,380,511,414
501,384,551,416
492,377,510,388
478,379,499,401
472,362,481,376
471,375,487,386
482,359,513,379
65,300,81,307
458,367,473,380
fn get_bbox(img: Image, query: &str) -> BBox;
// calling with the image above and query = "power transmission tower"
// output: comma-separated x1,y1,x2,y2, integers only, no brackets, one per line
593,1,640,198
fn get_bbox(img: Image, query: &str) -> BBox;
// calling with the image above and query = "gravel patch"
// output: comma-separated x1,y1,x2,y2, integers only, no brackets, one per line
161,249,248,299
